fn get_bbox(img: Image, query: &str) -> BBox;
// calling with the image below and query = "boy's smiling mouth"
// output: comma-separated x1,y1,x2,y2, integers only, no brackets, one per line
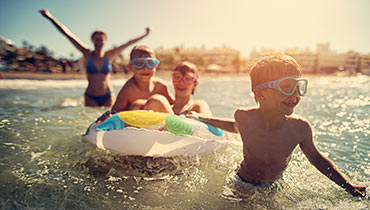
282,100,298,108
175,87,187,91
140,73,151,76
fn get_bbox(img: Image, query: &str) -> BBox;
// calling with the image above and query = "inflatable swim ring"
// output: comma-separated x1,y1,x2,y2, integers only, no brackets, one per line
84,110,232,157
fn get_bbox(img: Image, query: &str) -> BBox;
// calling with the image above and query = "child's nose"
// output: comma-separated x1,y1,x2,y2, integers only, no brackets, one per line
292,88,300,97
141,65,150,71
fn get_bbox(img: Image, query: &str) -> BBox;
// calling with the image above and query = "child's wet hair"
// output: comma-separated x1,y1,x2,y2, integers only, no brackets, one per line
250,55,302,91
130,46,156,60
91,30,107,40
174,61,199,78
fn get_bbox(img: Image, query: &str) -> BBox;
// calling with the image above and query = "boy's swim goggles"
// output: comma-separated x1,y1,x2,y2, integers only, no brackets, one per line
172,71,197,85
129,57,160,70
256,76,308,96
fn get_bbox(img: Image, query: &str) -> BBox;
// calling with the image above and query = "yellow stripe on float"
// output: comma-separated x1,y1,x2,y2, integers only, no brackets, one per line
118,110,169,127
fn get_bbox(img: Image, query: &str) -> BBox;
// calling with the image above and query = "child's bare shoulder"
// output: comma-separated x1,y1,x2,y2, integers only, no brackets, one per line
152,77,170,91
119,77,137,93
287,114,312,130
235,107,258,115
152,77,167,85
234,107,258,120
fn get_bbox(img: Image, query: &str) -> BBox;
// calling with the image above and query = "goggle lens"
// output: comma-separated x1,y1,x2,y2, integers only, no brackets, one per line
297,80,307,96
130,58,159,70
172,73,183,82
278,78,297,94
278,78,307,96
172,71,196,85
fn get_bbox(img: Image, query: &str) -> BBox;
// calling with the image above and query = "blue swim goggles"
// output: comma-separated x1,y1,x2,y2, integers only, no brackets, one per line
256,76,308,96
129,57,160,70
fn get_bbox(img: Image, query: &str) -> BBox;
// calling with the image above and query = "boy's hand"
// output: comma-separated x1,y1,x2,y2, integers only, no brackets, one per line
346,184,367,197
95,110,116,123
184,111,200,119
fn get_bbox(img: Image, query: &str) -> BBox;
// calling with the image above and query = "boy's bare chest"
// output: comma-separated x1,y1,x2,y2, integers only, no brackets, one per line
129,84,163,101
239,124,299,159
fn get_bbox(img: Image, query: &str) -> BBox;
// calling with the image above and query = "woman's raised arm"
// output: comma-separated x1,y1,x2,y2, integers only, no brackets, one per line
39,9,90,56
106,27,151,59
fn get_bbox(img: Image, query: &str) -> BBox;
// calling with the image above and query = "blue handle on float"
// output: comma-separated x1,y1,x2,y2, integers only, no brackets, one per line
97,114,125,131
191,118,224,136
206,124,224,136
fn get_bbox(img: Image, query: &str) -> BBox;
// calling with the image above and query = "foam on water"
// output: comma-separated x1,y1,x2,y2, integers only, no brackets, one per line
0,75,369,209
0,78,129,90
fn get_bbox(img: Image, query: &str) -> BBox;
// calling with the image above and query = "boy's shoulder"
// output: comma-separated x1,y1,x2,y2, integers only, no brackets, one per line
234,107,258,123
286,114,312,131
234,107,258,116
151,77,167,85
121,77,136,88
287,114,310,124
118,77,139,95
151,77,169,90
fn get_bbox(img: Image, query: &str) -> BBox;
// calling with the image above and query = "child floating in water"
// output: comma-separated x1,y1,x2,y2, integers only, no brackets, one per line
143,61,212,115
188,55,367,197
96,46,174,122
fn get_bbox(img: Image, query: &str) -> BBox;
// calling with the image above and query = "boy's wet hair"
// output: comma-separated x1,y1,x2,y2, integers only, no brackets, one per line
130,46,156,60
250,55,302,91
91,30,107,40
174,61,199,77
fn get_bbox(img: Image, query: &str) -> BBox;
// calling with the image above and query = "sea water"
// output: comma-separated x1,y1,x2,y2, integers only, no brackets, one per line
0,75,369,209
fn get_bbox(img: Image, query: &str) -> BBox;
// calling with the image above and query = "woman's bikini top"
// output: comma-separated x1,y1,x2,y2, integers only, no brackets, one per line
86,56,112,74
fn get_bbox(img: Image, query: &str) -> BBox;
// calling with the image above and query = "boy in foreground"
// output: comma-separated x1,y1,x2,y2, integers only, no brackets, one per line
96,46,174,122
188,55,367,197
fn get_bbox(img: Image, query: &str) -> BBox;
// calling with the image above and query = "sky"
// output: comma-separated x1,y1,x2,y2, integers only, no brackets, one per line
1,0,369,59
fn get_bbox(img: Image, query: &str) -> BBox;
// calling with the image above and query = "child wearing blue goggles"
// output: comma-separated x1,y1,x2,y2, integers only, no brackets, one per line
129,57,160,70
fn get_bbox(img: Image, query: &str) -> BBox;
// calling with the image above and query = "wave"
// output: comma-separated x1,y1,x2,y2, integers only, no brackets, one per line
0,78,128,90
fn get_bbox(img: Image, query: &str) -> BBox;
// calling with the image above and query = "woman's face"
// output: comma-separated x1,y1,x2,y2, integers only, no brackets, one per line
172,70,198,97
92,33,106,48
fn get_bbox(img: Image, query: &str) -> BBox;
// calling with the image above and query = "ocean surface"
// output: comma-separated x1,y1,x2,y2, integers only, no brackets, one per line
0,75,369,209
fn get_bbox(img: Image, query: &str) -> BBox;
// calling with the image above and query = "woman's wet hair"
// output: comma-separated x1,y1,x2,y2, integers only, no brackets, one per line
91,30,107,41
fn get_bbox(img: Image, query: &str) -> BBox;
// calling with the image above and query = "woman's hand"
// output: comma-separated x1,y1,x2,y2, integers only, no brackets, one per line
184,111,200,119
145,27,151,35
39,9,52,18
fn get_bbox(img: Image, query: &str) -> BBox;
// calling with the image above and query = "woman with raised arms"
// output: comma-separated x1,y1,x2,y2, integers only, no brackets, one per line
40,9,150,107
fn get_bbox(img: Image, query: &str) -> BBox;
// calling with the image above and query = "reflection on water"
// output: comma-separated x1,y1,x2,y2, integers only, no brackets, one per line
0,75,369,209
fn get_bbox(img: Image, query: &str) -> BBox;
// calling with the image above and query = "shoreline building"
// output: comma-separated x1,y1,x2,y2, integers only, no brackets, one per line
250,48,317,73
155,45,241,73
250,43,370,74
358,54,370,75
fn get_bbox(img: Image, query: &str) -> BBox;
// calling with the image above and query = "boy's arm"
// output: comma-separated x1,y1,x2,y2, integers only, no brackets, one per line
191,100,212,116
299,121,367,197
111,88,130,112
161,83,175,105
186,112,238,133
106,27,150,59
39,9,90,56
96,86,130,123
